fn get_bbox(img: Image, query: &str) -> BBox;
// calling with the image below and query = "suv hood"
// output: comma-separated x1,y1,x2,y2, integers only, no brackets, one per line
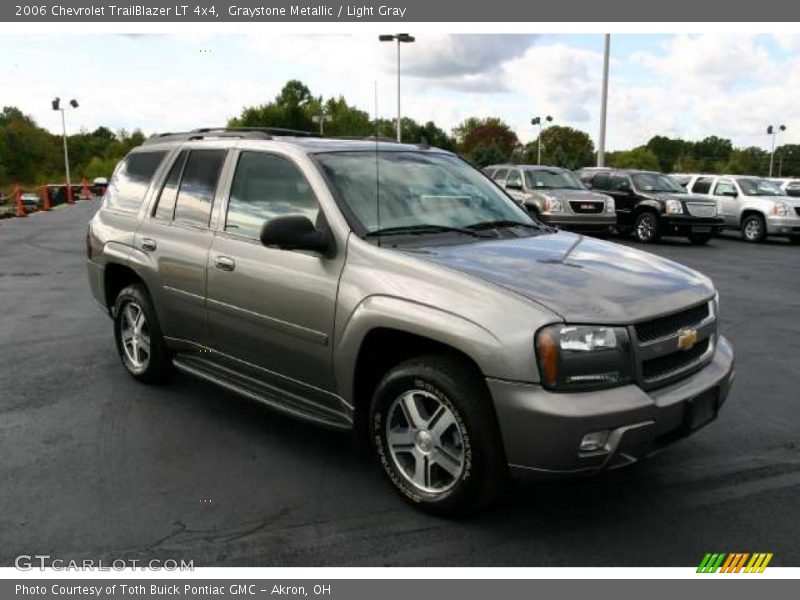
412,232,714,324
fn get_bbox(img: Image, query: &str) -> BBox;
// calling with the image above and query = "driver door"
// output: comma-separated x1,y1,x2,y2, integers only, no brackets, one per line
711,178,739,227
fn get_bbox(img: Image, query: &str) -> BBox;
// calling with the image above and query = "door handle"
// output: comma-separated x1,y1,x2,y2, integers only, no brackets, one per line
140,238,157,252
214,256,236,272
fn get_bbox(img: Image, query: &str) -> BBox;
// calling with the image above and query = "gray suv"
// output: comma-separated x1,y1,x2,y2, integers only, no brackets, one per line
485,164,616,233
87,128,735,515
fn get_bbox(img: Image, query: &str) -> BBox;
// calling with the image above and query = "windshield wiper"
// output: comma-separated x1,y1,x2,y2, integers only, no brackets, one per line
365,224,491,238
465,219,548,232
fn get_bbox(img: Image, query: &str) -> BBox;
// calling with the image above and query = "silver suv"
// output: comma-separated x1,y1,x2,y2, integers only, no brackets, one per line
683,174,800,243
87,128,735,515
485,164,616,233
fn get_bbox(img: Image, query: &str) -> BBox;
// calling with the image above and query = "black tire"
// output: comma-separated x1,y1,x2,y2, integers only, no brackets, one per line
113,283,173,383
633,211,661,243
369,354,507,516
687,233,713,245
741,214,767,243
788,236,800,245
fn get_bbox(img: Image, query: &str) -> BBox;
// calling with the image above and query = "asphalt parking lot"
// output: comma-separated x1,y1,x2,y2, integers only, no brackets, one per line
1,200,799,567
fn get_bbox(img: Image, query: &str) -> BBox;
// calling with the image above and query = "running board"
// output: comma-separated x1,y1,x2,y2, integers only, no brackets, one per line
173,355,352,431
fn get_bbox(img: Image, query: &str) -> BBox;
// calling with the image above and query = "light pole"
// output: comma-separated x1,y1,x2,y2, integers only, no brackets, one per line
52,97,79,192
379,33,415,143
767,124,787,177
531,115,553,165
312,114,332,136
597,34,611,167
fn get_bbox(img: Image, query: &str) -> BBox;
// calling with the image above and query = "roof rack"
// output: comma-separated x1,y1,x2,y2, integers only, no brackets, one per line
142,127,317,145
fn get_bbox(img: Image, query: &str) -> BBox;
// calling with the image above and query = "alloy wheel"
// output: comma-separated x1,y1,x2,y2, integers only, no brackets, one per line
120,301,151,370
385,389,465,494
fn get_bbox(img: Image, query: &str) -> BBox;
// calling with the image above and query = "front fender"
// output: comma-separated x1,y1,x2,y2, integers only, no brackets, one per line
334,295,506,405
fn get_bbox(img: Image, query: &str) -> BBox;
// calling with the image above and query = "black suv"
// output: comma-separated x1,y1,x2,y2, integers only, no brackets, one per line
578,168,723,244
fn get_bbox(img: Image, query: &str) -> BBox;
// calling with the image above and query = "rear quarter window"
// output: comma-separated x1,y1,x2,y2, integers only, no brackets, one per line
104,151,167,213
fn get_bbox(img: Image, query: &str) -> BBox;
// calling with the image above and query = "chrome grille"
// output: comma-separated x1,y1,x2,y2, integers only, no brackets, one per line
631,301,716,389
686,202,717,218
568,200,604,214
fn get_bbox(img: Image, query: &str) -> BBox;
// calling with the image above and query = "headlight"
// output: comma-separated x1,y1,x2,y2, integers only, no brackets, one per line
544,197,563,213
665,199,683,214
605,197,615,213
535,324,633,391
773,202,790,216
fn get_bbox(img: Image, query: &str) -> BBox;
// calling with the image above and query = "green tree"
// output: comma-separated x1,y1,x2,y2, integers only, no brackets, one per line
607,146,661,170
525,125,595,169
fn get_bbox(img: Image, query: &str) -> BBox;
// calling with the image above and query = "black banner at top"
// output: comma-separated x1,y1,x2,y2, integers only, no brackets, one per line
4,0,800,22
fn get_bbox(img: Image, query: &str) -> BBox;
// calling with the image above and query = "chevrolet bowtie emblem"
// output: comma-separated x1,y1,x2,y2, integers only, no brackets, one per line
677,328,698,351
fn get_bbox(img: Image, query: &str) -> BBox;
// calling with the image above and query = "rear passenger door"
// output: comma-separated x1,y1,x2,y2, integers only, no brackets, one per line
135,147,228,346
205,150,345,399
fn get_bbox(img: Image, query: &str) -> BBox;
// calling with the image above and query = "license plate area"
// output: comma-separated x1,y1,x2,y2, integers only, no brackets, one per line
691,226,712,233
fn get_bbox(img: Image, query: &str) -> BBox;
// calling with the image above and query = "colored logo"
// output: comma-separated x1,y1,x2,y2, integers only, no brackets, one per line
697,553,773,573
677,328,698,351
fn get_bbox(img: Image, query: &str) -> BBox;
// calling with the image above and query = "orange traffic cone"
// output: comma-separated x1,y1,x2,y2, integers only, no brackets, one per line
15,184,26,217
80,178,91,200
40,184,52,211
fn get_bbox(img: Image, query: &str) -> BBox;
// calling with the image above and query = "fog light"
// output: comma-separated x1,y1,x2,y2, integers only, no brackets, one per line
580,430,610,453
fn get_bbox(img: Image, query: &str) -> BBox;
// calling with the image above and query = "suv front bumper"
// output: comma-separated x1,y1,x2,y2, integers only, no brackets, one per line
659,214,724,235
766,214,800,236
488,335,734,475
539,213,617,232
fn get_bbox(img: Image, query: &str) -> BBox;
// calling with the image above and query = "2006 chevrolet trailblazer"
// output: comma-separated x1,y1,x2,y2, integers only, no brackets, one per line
86,128,735,515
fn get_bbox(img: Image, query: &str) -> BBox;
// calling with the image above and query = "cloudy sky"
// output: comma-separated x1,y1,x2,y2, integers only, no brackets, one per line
3,33,800,150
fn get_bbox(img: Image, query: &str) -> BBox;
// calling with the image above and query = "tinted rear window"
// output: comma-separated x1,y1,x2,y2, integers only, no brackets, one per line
104,151,167,213
691,177,713,194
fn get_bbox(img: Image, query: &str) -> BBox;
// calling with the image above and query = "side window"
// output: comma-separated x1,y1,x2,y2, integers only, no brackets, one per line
691,177,714,194
608,175,632,191
591,173,610,189
505,170,522,188
153,150,187,221
173,149,226,227
225,152,320,240
104,151,167,213
492,168,509,183
713,180,736,196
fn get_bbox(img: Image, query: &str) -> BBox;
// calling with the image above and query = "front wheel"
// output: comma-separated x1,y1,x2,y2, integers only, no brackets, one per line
687,232,713,245
369,355,507,516
633,211,661,243
741,214,767,243
113,283,173,383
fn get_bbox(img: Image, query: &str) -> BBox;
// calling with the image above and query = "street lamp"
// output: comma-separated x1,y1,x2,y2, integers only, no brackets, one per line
531,115,553,165
767,124,787,177
312,114,332,136
379,33,415,143
52,97,79,195
598,34,611,167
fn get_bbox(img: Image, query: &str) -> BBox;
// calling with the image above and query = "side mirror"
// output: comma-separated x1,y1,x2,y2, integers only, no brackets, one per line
260,215,330,253
506,181,523,191
724,190,738,198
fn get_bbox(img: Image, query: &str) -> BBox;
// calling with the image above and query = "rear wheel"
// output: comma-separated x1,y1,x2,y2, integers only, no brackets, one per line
741,214,767,243
369,354,507,516
633,211,661,243
113,284,172,383
788,235,800,245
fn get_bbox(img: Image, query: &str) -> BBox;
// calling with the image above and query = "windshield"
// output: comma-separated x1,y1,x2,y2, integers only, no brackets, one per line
737,178,785,196
315,151,530,234
631,172,685,193
525,169,584,190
